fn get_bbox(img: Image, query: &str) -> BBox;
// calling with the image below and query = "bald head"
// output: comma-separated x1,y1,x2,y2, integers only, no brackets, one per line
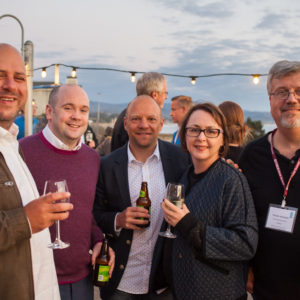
126,95,162,119
0,43,27,130
45,84,90,149
49,84,89,108
124,95,164,155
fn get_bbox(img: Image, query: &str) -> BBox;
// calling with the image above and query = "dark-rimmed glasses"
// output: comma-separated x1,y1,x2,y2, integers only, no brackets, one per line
270,89,300,101
186,127,223,138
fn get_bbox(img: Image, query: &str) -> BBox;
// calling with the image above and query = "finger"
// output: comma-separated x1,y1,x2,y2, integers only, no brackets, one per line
51,203,73,213
51,211,70,221
127,206,149,214
42,192,71,204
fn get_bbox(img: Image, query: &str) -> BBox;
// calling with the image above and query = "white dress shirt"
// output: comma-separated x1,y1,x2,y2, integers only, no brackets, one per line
0,124,60,300
117,142,166,294
43,124,82,150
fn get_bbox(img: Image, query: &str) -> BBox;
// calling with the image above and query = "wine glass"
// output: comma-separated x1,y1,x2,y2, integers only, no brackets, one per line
44,179,70,249
159,183,184,239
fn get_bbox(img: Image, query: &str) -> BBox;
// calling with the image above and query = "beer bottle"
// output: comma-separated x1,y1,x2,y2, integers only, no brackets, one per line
93,238,110,287
136,181,151,228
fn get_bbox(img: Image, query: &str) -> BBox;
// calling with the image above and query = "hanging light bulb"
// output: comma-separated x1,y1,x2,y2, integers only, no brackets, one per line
71,67,77,78
41,68,47,78
190,77,196,85
130,72,136,83
252,74,260,85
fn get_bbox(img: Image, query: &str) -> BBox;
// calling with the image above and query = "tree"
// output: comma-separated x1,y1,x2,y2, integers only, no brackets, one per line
245,117,265,142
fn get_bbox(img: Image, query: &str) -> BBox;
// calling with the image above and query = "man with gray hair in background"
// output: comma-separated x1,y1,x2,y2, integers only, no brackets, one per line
110,72,168,151
239,60,300,300
169,95,193,145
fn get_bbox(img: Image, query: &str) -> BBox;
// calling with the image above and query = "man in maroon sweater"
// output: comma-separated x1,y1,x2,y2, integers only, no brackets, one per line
20,84,114,300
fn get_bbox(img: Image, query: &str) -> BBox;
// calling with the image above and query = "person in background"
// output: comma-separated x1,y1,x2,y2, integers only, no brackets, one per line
93,95,189,300
158,103,258,299
97,126,113,156
0,43,73,300
170,95,193,145
219,100,248,162
20,84,114,300
110,72,168,152
84,124,98,149
14,99,39,139
239,60,300,300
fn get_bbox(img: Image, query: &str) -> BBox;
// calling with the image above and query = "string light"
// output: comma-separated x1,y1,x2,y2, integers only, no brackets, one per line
130,72,136,83
252,74,260,85
34,63,267,85
41,68,47,78
190,77,196,85
71,67,77,78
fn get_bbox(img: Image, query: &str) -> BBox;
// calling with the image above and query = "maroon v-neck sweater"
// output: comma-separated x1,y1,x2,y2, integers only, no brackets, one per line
20,132,103,284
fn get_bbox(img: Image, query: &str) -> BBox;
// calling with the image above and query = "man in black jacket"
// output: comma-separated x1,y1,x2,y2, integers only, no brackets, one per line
110,72,168,151
93,95,189,299
239,60,300,300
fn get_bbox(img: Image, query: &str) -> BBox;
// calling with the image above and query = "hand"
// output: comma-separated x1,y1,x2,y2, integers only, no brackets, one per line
24,192,73,234
246,267,254,294
88,140,96,148
161,199,189,227
116,206,149,230
91,242,115,277
224,158,242,172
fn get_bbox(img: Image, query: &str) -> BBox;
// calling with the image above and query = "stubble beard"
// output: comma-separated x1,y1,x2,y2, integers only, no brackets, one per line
280,113,300,128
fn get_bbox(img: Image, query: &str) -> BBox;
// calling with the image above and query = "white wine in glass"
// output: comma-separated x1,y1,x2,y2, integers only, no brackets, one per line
44,179,70,249
159,183,184,239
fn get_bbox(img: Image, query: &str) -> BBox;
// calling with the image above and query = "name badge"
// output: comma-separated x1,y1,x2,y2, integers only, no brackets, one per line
265,204,298,233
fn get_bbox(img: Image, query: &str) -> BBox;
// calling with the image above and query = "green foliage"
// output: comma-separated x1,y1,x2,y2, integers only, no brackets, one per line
246,117,265,141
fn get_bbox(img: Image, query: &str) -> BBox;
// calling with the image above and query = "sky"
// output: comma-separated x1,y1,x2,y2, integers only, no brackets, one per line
2,0,300,112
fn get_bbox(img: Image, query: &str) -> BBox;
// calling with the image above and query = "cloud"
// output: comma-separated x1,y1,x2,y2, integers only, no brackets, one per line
255,12,286,30
158,0,234,18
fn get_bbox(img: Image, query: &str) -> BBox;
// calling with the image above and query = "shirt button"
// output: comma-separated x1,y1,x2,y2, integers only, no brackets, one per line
120,264,125,270
126,240,131,245
291,160,295,164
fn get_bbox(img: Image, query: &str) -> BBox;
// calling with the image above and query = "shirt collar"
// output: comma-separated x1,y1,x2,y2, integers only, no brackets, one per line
0,123,19,140
42,124,82,151
127,141,161,164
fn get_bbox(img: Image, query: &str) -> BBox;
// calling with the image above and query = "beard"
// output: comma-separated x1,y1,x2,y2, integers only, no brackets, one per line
280,113,300,128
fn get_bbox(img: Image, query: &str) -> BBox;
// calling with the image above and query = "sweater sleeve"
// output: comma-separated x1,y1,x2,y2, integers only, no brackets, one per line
91,216,104,248
203,174,258,261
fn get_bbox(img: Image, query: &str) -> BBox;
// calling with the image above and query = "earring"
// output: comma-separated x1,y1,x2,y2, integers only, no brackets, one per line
219,145,225,155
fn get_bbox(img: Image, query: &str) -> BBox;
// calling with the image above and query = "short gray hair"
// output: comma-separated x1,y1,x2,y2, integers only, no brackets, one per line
136,72,166,96
267,60,300,94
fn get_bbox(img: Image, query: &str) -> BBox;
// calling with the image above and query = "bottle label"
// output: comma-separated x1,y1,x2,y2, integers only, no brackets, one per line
139,190,146,197
97,265,110,282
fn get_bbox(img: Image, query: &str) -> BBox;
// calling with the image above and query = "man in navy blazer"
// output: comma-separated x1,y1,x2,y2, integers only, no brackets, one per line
93,95,189,300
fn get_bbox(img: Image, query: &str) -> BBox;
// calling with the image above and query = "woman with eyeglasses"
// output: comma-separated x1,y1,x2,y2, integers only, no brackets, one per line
160,103,258,300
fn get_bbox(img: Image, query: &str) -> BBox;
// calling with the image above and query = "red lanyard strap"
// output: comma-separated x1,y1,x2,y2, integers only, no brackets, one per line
270,129,300,207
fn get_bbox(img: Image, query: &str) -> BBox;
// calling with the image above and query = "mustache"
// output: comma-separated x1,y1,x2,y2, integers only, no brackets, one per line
280,104,300,111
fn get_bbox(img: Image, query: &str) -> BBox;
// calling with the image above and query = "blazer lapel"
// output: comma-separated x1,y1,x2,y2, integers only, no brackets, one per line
159,140,173,185
113,145,131,207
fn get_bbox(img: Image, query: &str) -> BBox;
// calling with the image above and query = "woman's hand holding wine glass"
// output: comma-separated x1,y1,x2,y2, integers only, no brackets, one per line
161,198,189,228
159,183,188,239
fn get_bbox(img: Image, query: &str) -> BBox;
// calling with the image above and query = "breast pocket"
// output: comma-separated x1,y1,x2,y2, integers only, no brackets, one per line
0,171,20,210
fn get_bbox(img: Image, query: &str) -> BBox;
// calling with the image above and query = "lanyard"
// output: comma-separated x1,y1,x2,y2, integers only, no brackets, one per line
270,129,300,208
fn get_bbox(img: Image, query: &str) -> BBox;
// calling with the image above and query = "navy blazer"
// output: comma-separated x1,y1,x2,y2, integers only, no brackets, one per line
93,139,189,299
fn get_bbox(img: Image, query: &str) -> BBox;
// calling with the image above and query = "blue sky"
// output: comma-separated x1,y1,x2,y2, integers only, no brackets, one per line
2,0,300,112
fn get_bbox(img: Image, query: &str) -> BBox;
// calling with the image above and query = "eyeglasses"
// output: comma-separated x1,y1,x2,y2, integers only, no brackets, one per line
270,89,300,100
185,127,223,138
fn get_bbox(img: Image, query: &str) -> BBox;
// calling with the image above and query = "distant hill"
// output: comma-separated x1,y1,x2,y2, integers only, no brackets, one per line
90,101,273,123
